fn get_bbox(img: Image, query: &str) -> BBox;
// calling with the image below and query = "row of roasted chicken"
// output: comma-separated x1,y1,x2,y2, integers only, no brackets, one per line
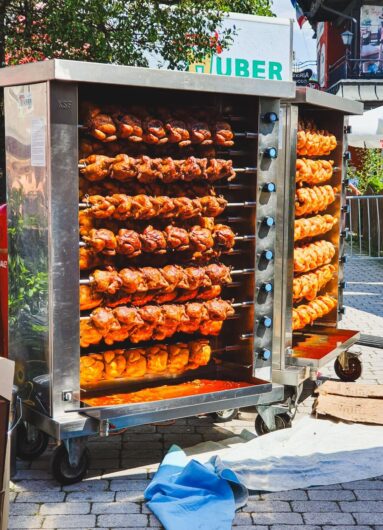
80,244,337,313
80,155,235,183
81,188,336,222
80,221,235,259
81,262,335,313
80,340,211,384
80,154,334,188
81,103,234,146
80,299,234,348
297,121,337,156
80,295,335,348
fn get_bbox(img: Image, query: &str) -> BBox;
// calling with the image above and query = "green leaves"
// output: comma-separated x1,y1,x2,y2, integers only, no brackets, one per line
348,148,383,194
3,0,273,68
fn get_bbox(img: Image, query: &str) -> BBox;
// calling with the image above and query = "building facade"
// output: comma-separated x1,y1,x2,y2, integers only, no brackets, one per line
297,0,383,107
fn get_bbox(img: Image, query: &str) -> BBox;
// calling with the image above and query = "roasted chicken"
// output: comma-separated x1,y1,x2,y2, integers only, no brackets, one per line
79,285,103,311
292,295,337,330
89,263,231,294
81,104,234,147
297,121,337,156
294,240,336,274
213,121,234,147
293,264,336,302
82,104,117,143
80,339,211,384
79,155,116,182
296,158,334,186
83,194,227,221
295,185,336,217
80,299,234,346
80,282,222,311
294,214,338,242
80,155,236,183
81,223,235,258
79,247,114,271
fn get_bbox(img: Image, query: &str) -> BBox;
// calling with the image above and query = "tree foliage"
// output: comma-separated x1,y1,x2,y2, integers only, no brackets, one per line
1,0,274,69
348,148,383,194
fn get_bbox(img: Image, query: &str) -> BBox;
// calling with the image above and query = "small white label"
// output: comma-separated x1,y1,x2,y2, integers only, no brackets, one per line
31,117,46,167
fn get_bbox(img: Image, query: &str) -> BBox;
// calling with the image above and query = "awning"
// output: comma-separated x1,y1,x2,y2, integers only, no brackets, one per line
331,80,383,108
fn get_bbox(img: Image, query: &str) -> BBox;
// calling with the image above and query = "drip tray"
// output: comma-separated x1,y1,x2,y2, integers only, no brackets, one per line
290,328,360,368
78,365,275,424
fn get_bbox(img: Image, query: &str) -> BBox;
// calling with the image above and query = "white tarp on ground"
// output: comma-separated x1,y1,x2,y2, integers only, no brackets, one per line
184,416,383,491
349,105,383,148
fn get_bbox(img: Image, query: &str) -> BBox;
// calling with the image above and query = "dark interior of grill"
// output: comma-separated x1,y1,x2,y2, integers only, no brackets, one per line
77,83,265,402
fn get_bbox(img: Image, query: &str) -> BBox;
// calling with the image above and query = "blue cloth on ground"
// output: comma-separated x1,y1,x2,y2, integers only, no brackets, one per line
144,444,248,530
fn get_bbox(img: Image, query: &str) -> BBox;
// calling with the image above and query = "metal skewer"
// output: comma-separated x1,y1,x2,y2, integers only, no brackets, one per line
232,300,253,308
234,132,258,139
78,163,255,173
79,200,256,209
80,237,253,246
234,235,255,241
227,201,256,208
231,268,255,275
79,268,255,286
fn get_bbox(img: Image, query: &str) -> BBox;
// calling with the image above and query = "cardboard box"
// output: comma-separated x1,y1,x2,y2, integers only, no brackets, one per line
314,380,383,425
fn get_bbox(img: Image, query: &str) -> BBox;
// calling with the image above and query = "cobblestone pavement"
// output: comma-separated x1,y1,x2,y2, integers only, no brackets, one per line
8,258,383,529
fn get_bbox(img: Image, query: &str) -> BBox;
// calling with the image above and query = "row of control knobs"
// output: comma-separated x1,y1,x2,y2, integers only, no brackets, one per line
257,111,279,362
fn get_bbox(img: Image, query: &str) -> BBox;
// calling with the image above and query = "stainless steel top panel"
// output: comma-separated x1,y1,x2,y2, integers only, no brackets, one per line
0,59,296,98
294,87,363,115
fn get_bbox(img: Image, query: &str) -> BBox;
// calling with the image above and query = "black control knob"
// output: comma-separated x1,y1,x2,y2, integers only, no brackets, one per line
340,229,349,238
259,348,271,361
340,255,348,264
262,112,279,124
260,249,274,262
343,178,350,186
262,182,276,192
344,125,352,134
338,306,346,315
259,316,272,328
344,151,352,161
342,204,350,214
339,280,347,289
262,216,275,228
260,282,273,293
264,147,278,159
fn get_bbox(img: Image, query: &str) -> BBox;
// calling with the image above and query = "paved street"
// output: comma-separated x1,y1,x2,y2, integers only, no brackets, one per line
8,258,383,530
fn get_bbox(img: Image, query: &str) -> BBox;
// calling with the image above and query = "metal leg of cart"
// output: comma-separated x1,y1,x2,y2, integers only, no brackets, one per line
51,437,90,485
254,382,305,435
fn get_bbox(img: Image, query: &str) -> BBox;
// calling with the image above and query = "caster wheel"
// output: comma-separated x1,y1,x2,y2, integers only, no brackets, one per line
16,422,49,461
51,444,90,485
255,413,292,436
210,409,239,423
334,354,362,382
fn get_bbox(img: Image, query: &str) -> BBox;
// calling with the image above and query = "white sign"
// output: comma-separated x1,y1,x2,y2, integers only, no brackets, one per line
148,13,293,82
193,14,292,81
31,117,46,167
